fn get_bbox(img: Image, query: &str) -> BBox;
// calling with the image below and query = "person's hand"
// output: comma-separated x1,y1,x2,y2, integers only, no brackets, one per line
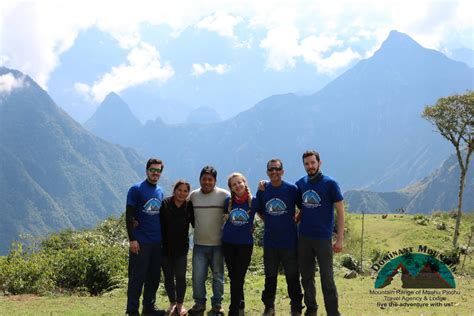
129,240,140,254
294,210,301,223
257,180,267,191
332,240,343,253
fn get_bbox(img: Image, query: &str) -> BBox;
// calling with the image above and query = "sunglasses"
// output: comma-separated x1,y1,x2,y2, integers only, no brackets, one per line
148,167,163,173
267,167,283,172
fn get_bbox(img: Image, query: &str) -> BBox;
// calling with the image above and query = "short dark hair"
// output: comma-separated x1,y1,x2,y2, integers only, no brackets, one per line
267,158,283,170
200,166,217,180
173,179,191,193
146,158,164,170
302,150,320,162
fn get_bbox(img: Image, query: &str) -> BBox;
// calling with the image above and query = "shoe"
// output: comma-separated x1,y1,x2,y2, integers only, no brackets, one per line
142,305,166,316
167,303,177,315
291,309,302,316
262,306,275,316
188,303,206,315
176,304,188,316
211,305,225,315
238,300,245,316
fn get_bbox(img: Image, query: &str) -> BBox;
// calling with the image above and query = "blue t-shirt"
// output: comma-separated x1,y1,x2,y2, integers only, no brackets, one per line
296,174,343,240
126,180,164,244
256,181,298,249
222,197,257,245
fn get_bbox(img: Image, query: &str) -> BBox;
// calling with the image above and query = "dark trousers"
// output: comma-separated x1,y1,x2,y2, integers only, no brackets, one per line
222,242,253,316
298,236,340,316
162,252,188,304
126,242,163,313
261,247,303,312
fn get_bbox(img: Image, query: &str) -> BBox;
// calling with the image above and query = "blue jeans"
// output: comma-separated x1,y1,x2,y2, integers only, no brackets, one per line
192,244,224,306
126,242,163,313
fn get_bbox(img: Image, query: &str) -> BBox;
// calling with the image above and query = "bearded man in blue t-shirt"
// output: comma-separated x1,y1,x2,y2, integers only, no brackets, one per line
296,150,345,316
125,158,166,316
256,158,303,316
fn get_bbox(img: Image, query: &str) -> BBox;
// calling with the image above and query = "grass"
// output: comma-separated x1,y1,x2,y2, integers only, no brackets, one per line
1,213,473,315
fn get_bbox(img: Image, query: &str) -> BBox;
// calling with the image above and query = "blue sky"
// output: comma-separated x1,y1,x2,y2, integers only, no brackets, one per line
1,0,472,121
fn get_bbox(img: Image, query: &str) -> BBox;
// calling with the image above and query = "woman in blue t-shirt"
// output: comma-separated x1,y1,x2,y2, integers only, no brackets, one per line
222,173,257,316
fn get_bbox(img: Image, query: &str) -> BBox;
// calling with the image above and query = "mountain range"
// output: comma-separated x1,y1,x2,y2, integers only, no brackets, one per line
344,152,474,214
84,30,474,191
0,68,146,254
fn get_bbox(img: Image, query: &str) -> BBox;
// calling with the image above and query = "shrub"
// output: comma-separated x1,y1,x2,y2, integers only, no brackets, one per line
370,248,389,265
431,210,443,218
340,254,359,271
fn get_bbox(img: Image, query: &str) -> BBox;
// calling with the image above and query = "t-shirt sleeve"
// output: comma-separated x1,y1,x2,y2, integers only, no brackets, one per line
224,197,230,214
330,180,344,203
250,197,259,216
126,185,138,207
255,190,264,215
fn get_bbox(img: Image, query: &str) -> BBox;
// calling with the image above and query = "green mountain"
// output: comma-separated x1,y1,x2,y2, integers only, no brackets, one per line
0,67,144,254
345,153,474,213
84,92,142,148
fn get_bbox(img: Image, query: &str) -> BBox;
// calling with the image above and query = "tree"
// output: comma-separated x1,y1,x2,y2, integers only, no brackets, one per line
422,91,473,247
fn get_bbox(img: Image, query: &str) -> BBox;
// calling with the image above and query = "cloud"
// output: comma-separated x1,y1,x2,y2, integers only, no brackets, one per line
196,11,243,38
191,63,231,77
75,42,174,103
0,73,26,95
1,0,472,87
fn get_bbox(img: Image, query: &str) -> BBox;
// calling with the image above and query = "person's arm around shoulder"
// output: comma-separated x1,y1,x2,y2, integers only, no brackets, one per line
333,200,344,253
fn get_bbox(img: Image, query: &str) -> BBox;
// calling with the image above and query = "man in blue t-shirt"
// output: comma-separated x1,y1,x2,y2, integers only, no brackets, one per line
125,158,166,316
296,150,344,316
256,158,303,316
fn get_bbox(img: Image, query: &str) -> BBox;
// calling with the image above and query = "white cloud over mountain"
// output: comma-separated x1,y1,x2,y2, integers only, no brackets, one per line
0,73,26,95
0,0,472,93
74,42,174,103
191,63,231,77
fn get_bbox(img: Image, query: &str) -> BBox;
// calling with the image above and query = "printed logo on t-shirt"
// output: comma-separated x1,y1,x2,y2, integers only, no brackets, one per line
302,190,321,208
142,198,162,215
265,198,287,216
229,208,249,226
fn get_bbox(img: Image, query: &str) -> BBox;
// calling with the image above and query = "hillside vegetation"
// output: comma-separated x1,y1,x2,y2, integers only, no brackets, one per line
0,212,473,315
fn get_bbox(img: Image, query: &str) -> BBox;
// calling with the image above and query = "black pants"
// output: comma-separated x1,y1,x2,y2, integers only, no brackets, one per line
162,252,188,304
126,242,163,313
261,247,303,312
222,242,253,316
298,236,340,316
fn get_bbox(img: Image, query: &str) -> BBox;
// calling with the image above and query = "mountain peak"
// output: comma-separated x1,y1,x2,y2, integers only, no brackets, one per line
377,30,424,57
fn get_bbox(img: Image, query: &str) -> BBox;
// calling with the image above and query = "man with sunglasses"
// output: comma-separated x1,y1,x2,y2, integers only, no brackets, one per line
256,159,303,316
125,158,166,316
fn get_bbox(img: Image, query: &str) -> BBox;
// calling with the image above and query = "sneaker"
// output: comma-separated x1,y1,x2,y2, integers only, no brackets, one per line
211,305,225,315
167,303,177,315
262,306,275,316
291,309,302,316
238,300,245,316
188,303,206,315
142,305,166,316
176,304,188,316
